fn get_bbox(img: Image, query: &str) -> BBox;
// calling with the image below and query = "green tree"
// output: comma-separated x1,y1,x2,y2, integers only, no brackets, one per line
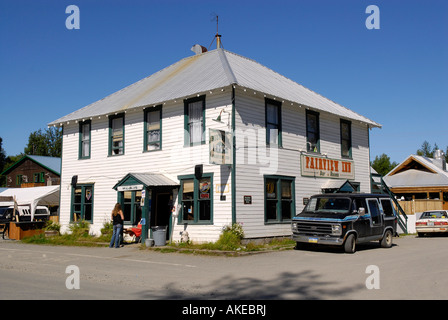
24,127,62,157
371,153,398,176
0,137,6,173
416,140,437,157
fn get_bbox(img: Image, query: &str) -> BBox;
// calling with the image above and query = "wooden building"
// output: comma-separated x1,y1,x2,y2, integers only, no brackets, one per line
384,151,448,214
1,155,61,188
49,46,381,242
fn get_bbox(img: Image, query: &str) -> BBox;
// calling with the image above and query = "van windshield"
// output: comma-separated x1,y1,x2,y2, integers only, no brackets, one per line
304,197,351,214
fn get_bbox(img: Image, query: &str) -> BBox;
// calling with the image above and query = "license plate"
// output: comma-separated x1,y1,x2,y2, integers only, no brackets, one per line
428,222,434,226
308,237,318,243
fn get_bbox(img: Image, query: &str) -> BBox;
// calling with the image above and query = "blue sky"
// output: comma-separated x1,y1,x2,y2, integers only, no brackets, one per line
1,0,447,163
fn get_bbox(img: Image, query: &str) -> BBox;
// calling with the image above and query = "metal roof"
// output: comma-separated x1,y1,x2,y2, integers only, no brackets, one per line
49,48,381,128
384,155,448,188
113,172,179,190
1,155,61,176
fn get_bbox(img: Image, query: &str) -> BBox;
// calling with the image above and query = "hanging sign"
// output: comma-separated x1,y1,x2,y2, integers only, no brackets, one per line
300,154,355,179
209,129,233,165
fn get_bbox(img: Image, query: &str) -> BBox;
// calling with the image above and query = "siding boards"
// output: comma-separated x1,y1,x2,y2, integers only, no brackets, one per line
233,88,371,239
60,91,234,242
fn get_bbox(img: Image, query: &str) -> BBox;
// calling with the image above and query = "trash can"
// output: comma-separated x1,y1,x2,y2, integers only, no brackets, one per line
151,226,167,246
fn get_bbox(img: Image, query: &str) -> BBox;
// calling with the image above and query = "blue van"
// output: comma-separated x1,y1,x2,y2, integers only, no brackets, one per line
291,193,398,253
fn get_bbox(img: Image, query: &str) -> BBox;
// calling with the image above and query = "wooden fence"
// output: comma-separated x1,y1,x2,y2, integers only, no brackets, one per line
397,199,443,215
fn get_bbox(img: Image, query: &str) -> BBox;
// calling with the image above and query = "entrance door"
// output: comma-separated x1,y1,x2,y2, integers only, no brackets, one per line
152,191,172,240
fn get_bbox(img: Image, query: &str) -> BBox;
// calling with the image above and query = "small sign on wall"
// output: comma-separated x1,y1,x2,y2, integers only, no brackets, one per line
243,195,252,205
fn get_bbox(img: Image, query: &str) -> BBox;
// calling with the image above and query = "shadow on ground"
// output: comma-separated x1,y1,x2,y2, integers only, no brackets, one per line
135,270,364,300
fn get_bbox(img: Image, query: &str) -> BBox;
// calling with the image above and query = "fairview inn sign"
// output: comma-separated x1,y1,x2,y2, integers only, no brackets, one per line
301,154,355,179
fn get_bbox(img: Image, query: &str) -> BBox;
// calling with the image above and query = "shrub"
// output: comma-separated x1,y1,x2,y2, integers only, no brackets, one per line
221,222,244,240
68,220,90,237
45,220,61,232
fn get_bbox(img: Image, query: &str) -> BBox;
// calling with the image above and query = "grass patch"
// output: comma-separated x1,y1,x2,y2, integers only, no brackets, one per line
145,223,296,256
21,220,112,247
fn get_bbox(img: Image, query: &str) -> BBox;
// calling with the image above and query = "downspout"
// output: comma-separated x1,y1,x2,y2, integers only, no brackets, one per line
231,86,236,224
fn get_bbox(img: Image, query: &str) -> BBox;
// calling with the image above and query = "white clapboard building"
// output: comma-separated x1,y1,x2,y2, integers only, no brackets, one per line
49,45,381,242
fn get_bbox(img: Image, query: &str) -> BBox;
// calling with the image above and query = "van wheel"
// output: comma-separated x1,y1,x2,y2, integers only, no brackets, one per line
344,234,356,253
380,230,393,248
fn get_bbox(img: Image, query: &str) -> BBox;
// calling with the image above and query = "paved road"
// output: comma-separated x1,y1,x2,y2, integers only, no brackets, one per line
0,235,447,300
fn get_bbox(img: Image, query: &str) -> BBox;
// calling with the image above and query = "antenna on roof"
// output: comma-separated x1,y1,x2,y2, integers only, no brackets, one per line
208,14,223,50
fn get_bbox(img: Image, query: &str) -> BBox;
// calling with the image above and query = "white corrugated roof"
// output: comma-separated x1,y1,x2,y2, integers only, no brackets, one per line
49,48,381,128
384,155,448,188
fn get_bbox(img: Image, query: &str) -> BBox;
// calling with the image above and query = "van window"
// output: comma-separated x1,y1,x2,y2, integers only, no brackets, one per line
367,199,381,224
380,199,395,217
353,198,368,213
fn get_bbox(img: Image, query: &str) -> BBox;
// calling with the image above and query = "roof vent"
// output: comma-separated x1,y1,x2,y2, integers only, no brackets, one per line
191,44,207,55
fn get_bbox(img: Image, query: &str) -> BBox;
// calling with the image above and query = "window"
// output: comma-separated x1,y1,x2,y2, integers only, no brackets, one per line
109,114,124,155
184,96,205,146
306,110,320,153
264,176,295,223
16,175,23,186
144,106,162,151
340,119,352,158
79,120,91,159
367,199,381,225
380,199,395,218
265,99,282,146
71,184,93,222
33,172,45,183
179,173,213,224
120,190,142,225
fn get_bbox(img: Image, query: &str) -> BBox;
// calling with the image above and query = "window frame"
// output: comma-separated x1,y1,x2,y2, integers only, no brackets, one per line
71,184,94,223
184,95,206,146
306,110,320,153
118,190,143,226
144,105,162,152
33,172,45,183
79,120,91,159
109,113,125,156
340,119,352,159
264,175,295,224
265,98,282,147
178,173,213,225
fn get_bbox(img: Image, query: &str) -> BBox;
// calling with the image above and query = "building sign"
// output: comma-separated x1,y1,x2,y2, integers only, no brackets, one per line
209,129,233,165
300,154,355,179
117,184,143,191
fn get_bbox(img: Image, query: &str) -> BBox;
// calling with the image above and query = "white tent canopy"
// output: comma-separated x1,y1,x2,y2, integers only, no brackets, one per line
0,186,59,221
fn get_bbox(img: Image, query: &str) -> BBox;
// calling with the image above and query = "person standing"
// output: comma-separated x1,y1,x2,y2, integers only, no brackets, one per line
109,203,124,248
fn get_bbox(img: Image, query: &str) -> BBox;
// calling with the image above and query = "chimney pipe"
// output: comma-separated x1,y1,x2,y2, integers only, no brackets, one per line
434,149,447,171
216,34,222,49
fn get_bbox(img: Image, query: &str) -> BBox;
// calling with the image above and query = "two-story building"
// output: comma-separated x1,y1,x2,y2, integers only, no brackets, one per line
49,46,381,243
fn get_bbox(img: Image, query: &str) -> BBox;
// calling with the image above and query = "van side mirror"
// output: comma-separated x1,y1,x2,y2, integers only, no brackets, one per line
358,207,366,215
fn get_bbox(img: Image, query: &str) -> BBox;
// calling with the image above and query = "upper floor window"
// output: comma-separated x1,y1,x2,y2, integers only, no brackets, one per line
109,114,124,156
144,106,162,151
306,110,320,153
184,96,205,146
340,119,352,158
265,99,282,146
79,120,91,159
